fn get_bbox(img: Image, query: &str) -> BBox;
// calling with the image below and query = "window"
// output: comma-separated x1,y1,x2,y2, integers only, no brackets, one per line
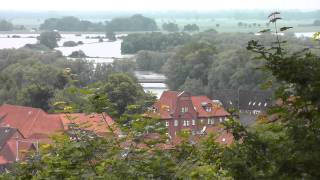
174,120,178,126
205,106,212,112
183,120,190,126
208,118,214,125
165,121,169,127
181,107,189,113
219,117,223,122
192,119,196,126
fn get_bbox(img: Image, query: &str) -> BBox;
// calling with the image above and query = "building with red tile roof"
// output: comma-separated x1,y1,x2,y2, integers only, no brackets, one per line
0,104,117,167
59,113,118,136
0,104,63,142
0,127,36,169
150,91,232,143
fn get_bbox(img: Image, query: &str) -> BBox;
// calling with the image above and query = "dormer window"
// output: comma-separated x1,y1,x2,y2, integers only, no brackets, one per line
181,107,188,113
174,120,179,126
205,106,212,112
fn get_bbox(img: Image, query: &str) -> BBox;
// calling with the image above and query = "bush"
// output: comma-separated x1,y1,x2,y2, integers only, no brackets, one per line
63,41,78,47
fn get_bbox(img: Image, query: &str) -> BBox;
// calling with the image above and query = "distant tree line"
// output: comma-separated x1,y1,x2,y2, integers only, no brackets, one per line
121,32,192,54
106,14,158,32
0,20,26,31
40,16,105,32
40,14,158,32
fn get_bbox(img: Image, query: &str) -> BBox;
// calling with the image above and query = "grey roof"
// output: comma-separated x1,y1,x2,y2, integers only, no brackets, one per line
211,89,272,110
211,89,238,109
239,90,272,111
0,127,19,150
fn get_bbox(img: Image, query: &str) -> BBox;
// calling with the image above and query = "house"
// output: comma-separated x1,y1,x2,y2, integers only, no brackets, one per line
150,91,231,142
0,104,117,167
59,113,118,137
0,104,117,141
0,104,63,143
212,89,273,126
0,127,36,170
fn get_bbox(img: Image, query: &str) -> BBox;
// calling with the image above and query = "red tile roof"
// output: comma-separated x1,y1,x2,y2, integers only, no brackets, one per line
59,113,118,136
0,127,35,165
191,96,230,117
151,91,230,119
205,126,233,145
0,104,63,141
154,91,180,119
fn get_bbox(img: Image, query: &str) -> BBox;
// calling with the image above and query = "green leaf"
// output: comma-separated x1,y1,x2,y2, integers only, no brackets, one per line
280,27,293,31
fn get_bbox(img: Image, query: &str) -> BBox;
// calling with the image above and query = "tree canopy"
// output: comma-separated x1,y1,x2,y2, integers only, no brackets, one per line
162,22,179,32
106,14,158,32
40,16,105,32
0,20,13,31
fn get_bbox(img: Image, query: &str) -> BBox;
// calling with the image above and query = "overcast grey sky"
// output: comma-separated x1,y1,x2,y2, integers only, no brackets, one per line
1,0,319,11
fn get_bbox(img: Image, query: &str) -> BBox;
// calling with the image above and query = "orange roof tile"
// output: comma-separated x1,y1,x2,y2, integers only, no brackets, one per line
191,96,230,117
59,113,118,136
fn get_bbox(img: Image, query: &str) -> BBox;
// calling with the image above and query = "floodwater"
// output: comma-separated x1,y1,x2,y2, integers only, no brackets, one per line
1,32,314,98
0,33,167,97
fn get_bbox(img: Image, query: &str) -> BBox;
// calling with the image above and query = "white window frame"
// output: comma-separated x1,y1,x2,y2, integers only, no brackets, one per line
174,120,178,126
219,117,223,122
165,121,169,127
181,107,189,113
186,120,189,126
192,119,196,126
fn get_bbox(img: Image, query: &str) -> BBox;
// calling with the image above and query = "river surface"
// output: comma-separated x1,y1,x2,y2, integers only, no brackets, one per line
0,32,315,98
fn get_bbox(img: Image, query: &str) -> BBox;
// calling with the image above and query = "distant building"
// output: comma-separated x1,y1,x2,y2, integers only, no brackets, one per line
0,104,63,143
212,89,273,126
149,91,232,144
0,104,116,167
0,127,35,170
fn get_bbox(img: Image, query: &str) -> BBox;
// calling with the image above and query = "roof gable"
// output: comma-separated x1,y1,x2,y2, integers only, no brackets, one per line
0,104,63,140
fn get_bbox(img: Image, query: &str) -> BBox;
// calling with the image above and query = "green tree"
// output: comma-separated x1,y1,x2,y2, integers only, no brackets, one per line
38,31,61,49
162,22,179,32
0,20,13,31
102,73,146,116
106,31,116,41
222,12,320,179
106,14,158,32
17,85,53,111
183,24,200,32
313,19,320,26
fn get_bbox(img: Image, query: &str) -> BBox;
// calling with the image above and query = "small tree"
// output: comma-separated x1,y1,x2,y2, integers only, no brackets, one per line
162,22,179,32
38,31,61,49
106,31,116,41
183,24,199,32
